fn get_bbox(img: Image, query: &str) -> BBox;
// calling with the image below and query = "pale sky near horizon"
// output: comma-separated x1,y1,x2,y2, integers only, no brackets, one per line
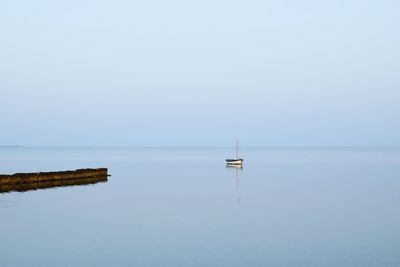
0,0,399,146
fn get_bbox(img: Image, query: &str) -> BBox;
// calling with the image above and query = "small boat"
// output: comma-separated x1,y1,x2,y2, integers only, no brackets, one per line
226,159,243,165
226,141,243,166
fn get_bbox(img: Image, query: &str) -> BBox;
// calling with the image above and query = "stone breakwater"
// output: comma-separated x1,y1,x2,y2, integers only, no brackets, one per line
0,168,109,185
0,175,108,193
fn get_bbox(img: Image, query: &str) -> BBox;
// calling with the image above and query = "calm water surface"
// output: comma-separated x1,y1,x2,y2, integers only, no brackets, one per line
1,147,399,267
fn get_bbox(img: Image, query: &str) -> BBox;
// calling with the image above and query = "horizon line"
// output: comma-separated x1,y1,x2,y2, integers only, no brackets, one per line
1,145,400,149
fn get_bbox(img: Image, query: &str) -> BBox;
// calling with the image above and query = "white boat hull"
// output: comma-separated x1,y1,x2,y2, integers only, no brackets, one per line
226,159,243,165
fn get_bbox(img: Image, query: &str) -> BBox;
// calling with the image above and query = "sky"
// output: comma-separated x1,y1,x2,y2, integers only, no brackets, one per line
0,0,399,146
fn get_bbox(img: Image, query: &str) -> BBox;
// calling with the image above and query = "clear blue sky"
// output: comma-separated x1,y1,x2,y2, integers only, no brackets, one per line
0,0,399,146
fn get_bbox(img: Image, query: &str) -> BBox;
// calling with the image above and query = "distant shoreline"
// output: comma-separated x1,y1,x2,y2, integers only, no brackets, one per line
0,145,399,149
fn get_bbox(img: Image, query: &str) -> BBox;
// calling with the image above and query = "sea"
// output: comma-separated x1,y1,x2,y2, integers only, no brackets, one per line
1,147,399,267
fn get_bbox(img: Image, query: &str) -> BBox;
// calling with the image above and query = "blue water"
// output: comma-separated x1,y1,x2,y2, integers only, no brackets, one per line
1,147,400,267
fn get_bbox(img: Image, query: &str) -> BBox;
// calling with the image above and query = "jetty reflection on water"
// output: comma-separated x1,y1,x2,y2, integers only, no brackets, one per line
0,175,108,194
226,164,243,205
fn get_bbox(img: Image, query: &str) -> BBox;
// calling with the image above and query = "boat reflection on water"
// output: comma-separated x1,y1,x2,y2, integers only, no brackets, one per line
0,175,108,194
226,164,243,205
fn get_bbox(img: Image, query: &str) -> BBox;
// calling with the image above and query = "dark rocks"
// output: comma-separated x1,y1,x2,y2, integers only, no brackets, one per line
0,168,109,185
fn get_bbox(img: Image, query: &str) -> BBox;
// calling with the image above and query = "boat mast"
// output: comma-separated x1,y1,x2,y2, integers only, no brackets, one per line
236,140,238,159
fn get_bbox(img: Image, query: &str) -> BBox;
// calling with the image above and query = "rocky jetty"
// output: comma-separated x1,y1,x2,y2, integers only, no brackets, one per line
0,168,108,185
